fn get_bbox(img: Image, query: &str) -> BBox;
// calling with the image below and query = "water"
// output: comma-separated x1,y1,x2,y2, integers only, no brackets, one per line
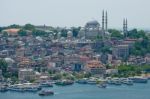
1,82,150,99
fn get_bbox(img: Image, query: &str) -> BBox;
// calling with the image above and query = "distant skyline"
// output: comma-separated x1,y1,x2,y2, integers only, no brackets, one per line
0,0,150,29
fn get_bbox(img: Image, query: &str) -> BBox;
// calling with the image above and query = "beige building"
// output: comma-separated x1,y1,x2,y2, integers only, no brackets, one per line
112,44,129,60
85,60,106,76
2,28,20,36
18,68,35,81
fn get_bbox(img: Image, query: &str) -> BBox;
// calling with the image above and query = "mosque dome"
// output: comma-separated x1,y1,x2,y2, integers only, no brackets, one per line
86,20,100,26
67,31,73,37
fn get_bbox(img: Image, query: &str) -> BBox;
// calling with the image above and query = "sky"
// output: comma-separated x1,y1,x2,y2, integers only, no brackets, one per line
0,0,150,29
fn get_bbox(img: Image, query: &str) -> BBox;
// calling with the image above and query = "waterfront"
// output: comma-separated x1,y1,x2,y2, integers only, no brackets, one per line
0,82,150,99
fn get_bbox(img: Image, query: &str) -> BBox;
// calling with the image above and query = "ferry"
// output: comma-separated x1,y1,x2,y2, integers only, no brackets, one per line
8,83,41,92
8,86,24,92
107,78,121,85
120,78,133,85
129,77,148,83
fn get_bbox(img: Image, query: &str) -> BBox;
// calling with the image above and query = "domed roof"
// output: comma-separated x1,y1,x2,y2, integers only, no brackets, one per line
67,31,72,34
4,58,14,63
67,31,73,37
86,20,100,26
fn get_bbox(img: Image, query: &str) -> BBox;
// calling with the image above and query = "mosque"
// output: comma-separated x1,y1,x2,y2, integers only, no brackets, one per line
78,10,109,40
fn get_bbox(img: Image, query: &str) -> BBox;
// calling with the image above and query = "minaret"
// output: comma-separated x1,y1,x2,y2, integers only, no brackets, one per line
102,10,105,31
123,19,126,35
105,11,108,32
123,18,128,38
125,18,128,32
102,10,105,40
44,24,46,31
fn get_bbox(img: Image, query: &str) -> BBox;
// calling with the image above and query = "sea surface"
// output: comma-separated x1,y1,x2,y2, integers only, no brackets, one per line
0,82,150,99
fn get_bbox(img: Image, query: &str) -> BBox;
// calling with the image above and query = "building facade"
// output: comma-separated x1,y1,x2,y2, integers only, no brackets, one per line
18,68,35,81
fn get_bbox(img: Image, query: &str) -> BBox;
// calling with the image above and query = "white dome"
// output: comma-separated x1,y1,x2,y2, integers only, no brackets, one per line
67,31,73,37
67,31,72,34
4,58,14,63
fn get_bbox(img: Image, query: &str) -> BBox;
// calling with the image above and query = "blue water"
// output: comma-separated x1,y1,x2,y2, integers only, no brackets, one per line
1,82,150,99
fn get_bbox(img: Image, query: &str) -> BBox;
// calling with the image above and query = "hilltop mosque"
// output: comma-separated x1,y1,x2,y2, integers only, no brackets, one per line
78,10,109,40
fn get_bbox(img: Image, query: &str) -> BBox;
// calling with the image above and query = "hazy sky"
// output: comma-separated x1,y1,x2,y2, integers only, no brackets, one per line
0,0,150,29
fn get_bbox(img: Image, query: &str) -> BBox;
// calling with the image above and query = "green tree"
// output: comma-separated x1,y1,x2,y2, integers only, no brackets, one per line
130,38,150,56
61,29,67,37
128,29,147,39
0,59,8,77
3,32,8,37
23,24,35,31
8,24,21,29
18,29,27,36
108,29,123,39
101,46,111,54
117,64,141,77
72,27,81,37
0,27,3,32
32,30,47,36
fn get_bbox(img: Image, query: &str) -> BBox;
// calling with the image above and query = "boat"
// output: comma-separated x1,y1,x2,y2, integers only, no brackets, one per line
39,90,54,96
8,86,24,92
129,77,148,83
97,83,107,88
55,80,74,86
8,83,41,92
39,82,53,87
87,78,97,85
121,78,133,85
76,79,87,84
25,86,41,92
107,78,121,85
0,86,8,92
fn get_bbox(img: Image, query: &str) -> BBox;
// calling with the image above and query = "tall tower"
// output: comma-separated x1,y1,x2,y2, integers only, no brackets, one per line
123,18,126,33
102,10,105,31
123,18,128,38
125,19,128,32
105,11,108,32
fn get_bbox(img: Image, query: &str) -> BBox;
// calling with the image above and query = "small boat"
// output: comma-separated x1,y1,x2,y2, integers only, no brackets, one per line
97,83,107,88
87,79,97,85
40,82,53,87
76,79,87,84
39,90,54,96
0,86,8,92
55,80,74,86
